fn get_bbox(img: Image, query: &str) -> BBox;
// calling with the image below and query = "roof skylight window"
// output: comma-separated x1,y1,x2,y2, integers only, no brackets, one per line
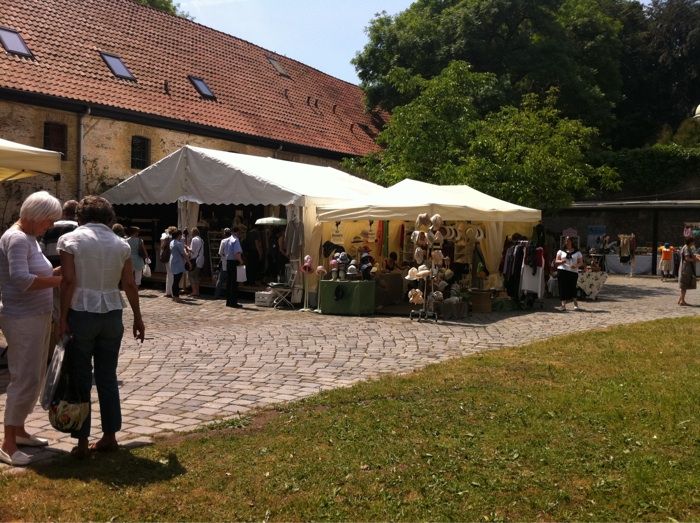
267,56,290,78
100,52,135,80
188,76,216,99
0,28,33,57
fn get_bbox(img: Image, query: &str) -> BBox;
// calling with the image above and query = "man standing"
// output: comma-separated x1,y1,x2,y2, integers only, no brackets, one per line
215,228,231,298
42,199,79,267
224,228,243,308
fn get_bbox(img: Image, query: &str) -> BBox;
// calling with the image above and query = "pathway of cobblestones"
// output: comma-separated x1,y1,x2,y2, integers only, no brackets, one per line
1,275,698,466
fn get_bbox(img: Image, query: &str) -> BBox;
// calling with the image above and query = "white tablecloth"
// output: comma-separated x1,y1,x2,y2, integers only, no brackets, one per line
605,254,652,275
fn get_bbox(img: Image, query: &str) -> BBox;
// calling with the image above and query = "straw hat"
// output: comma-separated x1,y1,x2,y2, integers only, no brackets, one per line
416,264,431,279
408,288,424,304
346,265,358,275
405,267,419,280
430,214,443,229
316,265,327,276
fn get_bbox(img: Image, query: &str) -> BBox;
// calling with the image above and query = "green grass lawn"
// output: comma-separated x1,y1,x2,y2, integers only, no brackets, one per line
1,317,699,521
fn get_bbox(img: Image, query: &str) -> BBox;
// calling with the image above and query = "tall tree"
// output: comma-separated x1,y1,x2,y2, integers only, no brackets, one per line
344,63,619,210
353,0,625,138
135,0,190,18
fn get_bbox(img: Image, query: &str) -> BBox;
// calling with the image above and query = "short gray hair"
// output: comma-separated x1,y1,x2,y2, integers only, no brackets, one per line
19,191,62,222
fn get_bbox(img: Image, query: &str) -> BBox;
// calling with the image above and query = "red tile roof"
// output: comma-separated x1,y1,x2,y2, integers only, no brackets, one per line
0,0,385,158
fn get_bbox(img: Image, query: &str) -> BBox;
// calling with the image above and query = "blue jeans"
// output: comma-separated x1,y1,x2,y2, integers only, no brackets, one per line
67,309,123,440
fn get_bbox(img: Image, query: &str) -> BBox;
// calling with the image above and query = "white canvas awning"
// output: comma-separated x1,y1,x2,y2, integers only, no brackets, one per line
101,145,381,207
0,138,62,182
316,178,541,223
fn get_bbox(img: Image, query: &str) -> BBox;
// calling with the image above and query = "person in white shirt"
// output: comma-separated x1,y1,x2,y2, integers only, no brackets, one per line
555,236,583,311
58,196,144,458
215,227,231,298
188,228,205,298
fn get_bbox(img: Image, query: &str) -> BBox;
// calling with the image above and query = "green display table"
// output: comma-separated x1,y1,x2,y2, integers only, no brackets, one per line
318,280,376,315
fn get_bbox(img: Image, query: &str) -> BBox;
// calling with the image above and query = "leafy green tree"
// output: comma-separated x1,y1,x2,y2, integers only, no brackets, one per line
344,63,619,210
353,0,625,137
456,91,620,209
135,0,190,18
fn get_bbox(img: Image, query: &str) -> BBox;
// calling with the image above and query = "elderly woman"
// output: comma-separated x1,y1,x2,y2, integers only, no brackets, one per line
58,196,145,457
0,191,62,466
169,229,189,301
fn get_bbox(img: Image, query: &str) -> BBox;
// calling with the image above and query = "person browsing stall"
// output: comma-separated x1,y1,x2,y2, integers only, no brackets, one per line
555,236,583,311
188,228,205,298
224,228,243,308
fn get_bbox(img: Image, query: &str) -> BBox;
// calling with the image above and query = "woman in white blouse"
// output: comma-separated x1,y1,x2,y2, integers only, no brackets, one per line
555,236,583,311
0,191,62,466
58,196,145,458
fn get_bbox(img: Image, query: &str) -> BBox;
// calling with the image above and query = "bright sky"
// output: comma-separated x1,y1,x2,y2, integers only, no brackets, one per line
178,0,415,84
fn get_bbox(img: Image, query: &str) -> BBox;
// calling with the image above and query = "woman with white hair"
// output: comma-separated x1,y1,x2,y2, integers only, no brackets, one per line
0,190,63,466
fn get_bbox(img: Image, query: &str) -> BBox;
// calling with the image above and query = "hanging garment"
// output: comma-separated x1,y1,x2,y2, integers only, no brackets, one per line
520,247,545,298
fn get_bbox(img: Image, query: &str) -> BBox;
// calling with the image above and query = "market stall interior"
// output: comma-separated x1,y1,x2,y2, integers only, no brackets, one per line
314,178,543,319
101,145,383,298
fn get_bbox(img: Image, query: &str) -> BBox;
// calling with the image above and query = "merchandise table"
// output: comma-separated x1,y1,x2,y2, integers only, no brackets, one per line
318,280,376,315
605,254,652,275
576,271,607,300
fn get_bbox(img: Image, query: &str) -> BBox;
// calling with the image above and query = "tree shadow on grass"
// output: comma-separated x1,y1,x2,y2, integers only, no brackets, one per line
32,445,186,486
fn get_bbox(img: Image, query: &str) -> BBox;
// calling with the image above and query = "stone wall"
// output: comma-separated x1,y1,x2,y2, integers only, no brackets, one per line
0,100,340,228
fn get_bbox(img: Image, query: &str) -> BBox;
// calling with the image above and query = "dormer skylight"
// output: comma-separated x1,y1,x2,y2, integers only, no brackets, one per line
267,56,290,78
0,28,33,58
100,52,135,80
189,75,215,99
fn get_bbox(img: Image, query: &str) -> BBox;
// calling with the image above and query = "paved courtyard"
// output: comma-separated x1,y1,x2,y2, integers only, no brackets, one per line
1,274,698,466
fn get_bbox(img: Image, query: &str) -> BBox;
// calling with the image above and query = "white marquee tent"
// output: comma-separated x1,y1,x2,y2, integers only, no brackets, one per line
316,178,541,276
102,145,382,276
0,138,62,182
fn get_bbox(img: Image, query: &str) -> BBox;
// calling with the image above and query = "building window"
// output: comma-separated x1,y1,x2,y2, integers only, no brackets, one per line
188,75,215,99
0,27,32,57
131,136,150,169
100,52,136,81
43,122,67,160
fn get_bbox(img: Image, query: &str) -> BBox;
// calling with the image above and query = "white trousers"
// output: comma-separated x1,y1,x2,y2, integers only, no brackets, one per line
165,261,173,296
0,312,51,426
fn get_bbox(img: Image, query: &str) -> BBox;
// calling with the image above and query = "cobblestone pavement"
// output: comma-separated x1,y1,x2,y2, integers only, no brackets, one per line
1,275,698,466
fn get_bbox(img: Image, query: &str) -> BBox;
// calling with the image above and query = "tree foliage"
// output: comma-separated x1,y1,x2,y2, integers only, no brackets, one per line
135,0,190,18
354,0,700,148
344,64,619,210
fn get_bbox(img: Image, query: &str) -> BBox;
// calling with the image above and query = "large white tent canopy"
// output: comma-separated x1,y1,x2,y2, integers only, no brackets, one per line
316,178,541,223
0,137,62,182
102,146,382,293
102,145,381,207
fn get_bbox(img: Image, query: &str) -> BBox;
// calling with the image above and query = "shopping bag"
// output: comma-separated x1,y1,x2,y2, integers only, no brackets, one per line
142,263,152,278
47,338,90,433
236,264,247,282
40,336,67,410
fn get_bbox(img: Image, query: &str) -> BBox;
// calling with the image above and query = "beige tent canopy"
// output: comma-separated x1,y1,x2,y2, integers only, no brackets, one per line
0,138,62,182
316,178,542,277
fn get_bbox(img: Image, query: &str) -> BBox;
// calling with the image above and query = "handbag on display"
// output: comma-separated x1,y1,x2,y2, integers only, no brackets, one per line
236,264,247,282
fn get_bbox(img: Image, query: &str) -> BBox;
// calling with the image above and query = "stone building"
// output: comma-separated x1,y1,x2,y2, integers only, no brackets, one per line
0,0,384,226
